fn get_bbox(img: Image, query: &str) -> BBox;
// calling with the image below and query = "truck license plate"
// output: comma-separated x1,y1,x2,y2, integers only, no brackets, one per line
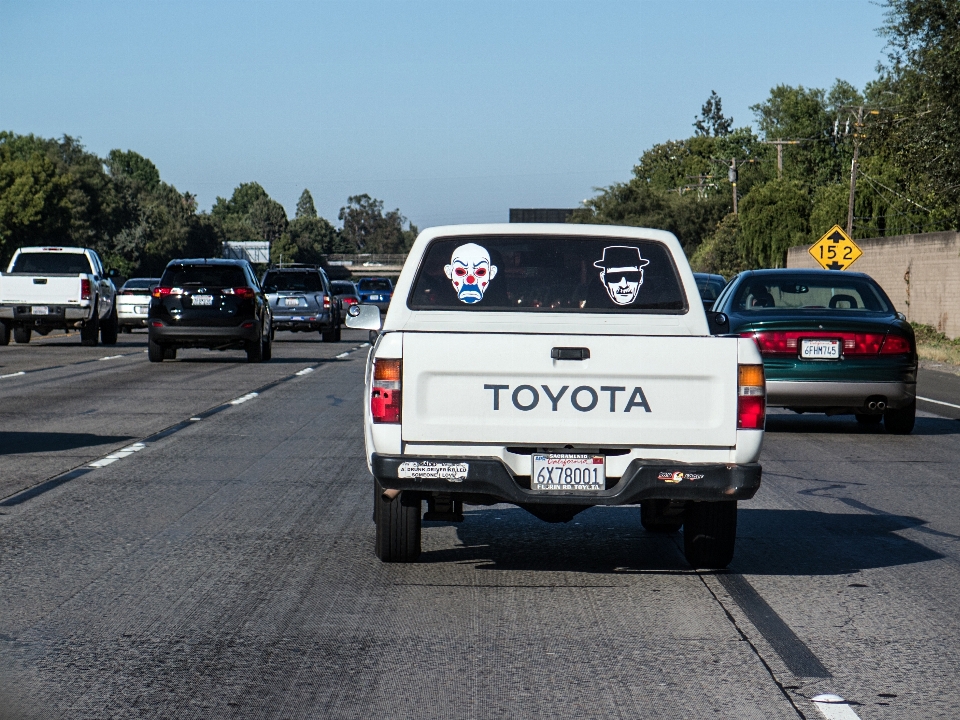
800,339,840,359
135,306,147,314
532,454,605,491
31,306,49,315
191,295,213,306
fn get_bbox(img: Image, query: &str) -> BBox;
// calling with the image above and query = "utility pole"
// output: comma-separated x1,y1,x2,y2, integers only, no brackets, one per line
762,139,802,179
729,158,738,214
840,106,880,237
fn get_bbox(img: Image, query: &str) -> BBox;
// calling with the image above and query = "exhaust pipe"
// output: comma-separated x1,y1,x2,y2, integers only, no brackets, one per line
876,401,886,411
868,401,877,410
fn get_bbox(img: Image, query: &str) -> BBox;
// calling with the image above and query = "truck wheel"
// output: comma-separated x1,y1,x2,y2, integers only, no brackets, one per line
374,479,421,562
163,347,177,360
13,326,31,344
100,306,119,345
80,313,100,347
246,338,264,363
640,500,683,533
147,335,165,362
683,501,737,569
333,325,342,342
0,322,9,346
321,326,338,343
884,399,916,435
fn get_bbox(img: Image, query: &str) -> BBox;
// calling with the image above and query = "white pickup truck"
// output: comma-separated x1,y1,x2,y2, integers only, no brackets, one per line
0,246,119,346
347,224,765,568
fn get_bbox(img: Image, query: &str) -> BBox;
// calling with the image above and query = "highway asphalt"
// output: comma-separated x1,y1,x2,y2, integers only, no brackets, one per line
1,331,959,719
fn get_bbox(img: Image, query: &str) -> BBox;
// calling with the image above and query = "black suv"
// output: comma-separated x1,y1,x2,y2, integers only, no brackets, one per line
148,258,273,363
261,265,341,341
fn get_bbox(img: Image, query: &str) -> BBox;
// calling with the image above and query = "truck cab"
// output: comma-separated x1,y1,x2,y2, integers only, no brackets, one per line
348,224,765,568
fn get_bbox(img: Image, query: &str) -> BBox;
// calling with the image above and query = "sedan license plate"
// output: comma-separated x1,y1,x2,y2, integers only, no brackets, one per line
284,297,301,306
135,306,148,314
191,295,213,306
801,339,840,359
31,306,49,315
532,454,605,491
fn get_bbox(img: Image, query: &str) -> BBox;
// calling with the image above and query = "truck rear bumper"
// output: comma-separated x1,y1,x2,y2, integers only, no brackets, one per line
372,454,761,505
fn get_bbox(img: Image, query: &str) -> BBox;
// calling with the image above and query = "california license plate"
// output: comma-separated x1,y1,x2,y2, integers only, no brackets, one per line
191,295,213,306
800,339,840,359
31,306,49,315
532,454,605,491
284,297,300,306
135,306,147,314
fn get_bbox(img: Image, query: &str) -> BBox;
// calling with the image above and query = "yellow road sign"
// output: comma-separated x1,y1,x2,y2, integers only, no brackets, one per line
809,225,863,270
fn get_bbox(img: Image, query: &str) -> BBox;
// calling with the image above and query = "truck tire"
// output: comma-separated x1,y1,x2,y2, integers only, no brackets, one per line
640,500,683,533
0,322,9,346
13,326,31,344
80,312,100,347
147,335,165,362
374,479,421,562
163,347,177,360
100,306,119,345
246,337,264,363
321,326,338,343
884,399,916,435
683,501,737,569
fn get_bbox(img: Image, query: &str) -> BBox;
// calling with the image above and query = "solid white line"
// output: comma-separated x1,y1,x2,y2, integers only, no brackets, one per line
295,367,315,376
812,694,862,720
0,371,26,379
99,355,123,361
230,392,259,405
917,395,960,410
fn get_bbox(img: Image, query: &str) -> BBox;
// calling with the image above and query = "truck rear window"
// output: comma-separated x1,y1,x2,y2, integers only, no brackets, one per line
11,253,92,275
408,235,686,313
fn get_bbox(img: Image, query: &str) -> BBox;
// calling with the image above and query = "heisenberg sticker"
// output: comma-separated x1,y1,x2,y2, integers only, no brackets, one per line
445,243,497,304
594,246,650,306
398,461,469,482
658,471,705,483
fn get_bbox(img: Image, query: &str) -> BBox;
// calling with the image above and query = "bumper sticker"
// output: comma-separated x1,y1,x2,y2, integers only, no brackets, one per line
658,471,705,483
398,461,469,482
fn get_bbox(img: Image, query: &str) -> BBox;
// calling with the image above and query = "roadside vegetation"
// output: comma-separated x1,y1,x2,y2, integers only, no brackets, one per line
912,323,960,367
572,0,960,276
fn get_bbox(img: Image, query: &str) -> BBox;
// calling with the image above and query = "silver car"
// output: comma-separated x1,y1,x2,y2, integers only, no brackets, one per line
117,277,160,332
261,266,341,342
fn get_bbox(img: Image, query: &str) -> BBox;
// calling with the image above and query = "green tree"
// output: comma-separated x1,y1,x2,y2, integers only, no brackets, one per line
689,213,749,278
338,194,412,253
295,188,317,219
106,149,160,191
693,90,734,137
738,179,811,268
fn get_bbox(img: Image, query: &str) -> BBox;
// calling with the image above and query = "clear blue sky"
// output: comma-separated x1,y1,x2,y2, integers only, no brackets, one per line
1,0,889,229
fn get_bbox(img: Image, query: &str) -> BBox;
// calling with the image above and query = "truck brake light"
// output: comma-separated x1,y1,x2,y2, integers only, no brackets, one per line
738,364,765,430
323,295,331,309
80,278,91,301
372,358,401,423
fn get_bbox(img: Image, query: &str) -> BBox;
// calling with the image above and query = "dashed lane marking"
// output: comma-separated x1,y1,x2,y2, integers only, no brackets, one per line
812,694,863,720
918,395,960,410
1,371,26,379
0,344,366,507
99,354,123,361
335,352,351,358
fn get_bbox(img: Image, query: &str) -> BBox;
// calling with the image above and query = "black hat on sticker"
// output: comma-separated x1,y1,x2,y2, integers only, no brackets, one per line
593,246,650,271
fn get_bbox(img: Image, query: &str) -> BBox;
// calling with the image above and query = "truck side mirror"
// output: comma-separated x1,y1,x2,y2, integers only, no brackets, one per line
345,303,382,331
706,311,729,335
107,268,119,278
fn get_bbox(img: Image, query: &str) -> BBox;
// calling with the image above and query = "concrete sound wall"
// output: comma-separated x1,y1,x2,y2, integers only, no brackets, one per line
786,231,960,339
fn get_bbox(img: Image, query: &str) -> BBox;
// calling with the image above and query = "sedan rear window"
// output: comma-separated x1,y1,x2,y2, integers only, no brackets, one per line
408,235,686,313
733,275,891,312
161,265,248,288
11,253,93,275
262,271,324,293
331,281,357,294
121,278,160,290
358,278,392,291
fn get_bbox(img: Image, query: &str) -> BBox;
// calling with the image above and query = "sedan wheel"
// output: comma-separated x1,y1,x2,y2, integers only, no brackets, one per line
884,399,916,435
855,413,883,426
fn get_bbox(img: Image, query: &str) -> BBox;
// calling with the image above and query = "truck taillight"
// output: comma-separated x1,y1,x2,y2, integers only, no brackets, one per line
372,358,401,424
738,364,765,430
80,278,91,301
323,294,331,309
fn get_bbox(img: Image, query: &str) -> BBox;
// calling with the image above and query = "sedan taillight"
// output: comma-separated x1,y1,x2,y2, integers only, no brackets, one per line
152,286,180,299
738,364,766,429
879,334,913,354
742,330,907,357
372,358,401,423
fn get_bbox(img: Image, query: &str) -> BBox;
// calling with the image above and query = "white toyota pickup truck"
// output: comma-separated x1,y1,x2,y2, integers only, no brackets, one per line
347,224,765,568
0,246,119,346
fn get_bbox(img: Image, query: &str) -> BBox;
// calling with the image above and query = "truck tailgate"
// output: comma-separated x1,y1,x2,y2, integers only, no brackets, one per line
401,332,739,447
0,275,82,304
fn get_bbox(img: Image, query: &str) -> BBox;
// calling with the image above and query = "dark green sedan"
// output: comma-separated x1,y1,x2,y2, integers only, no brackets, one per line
712,269,917,434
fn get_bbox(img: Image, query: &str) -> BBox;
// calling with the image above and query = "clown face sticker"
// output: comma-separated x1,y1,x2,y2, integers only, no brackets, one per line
593,246,650,306
444,243,497,303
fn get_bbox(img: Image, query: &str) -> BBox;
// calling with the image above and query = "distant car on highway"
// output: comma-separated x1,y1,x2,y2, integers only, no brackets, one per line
330,280,360,323
356,277,393,312
261,265,341,342
148,258,272,363
117,277,160,332
693,272,727,311
712,268,917,433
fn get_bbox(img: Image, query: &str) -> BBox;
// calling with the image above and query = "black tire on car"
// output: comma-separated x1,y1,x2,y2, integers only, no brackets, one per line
855,413,883,426
333,325,342,342
100,305,119,345
884,399,916,435
683,501,737,569
147,335,165,362
321,326,338,343
246,337,264,363
121,326,132,334
640,499,683,533
374,479,421,562
262,333,272,361
163,347,177,360
0,322,10,346
13,326,31,344
80,311,100,347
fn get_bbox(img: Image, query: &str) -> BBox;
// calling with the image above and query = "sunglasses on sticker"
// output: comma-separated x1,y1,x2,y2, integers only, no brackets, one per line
604,271,642,284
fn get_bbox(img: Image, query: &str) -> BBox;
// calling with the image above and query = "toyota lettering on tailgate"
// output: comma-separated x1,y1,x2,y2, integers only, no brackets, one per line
483,383,651,413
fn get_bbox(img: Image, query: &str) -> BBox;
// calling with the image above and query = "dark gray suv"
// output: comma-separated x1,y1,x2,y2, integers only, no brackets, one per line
261,265,341,342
